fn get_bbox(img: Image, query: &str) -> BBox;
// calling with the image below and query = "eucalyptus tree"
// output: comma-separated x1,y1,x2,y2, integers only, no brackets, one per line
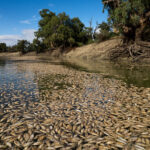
102,0,150,59
102,0,150,42
16,40,31,54
35,9,89,50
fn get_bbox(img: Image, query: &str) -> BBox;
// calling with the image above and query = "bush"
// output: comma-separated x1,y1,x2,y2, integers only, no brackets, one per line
76,42,84,47
32,39,47,53
87,39,94,44
0,43,7,52
16,40,31,54
95,31,110,43
68,37,75,47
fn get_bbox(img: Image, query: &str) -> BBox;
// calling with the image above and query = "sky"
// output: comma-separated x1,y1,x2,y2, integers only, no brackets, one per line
0,0,108,46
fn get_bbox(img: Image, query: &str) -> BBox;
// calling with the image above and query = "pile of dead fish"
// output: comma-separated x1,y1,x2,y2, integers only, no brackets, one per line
0,65,150,149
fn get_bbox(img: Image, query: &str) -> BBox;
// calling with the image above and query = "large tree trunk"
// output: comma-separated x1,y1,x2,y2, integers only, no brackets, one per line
122,26,135,43
135,28,142,42
135,21,146,42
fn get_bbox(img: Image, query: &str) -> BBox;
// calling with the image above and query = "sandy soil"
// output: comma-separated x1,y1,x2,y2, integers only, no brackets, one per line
65,38,122,60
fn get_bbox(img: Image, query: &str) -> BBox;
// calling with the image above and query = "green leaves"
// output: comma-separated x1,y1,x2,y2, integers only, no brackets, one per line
16,40,31,54
98,22,110,32
36,9,89,49
103,0,150,41
130,15,140,26
0,43,7,52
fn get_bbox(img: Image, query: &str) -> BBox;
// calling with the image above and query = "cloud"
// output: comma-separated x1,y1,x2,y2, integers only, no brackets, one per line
20,15,39,25
48,3,54,7
32,15,36,19
0,29,36,46
20,20,31,24
0,35,21,46
22,29,36,42
95,28,100,34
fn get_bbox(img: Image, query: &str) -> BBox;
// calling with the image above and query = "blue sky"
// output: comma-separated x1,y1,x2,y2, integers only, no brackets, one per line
0,0,107,45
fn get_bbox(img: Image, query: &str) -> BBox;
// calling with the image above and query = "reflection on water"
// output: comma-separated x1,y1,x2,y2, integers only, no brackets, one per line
61,59,150,88
0,58,150,106
0,59,6,66
113,64,150,87
0,60,39,105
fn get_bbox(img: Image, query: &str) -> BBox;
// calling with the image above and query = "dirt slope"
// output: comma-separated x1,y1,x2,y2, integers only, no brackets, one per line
65,38,122,60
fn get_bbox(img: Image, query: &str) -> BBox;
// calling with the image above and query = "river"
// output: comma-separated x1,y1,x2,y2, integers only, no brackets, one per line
0,58,150,103
0,58,150,149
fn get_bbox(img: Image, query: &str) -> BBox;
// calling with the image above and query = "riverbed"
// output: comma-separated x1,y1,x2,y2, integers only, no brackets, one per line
0,57,150,149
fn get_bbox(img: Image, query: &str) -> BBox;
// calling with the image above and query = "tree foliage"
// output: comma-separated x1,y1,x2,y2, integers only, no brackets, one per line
35,9,89,50
16,40,31,54
0,43,7,52
32,38,47,53
102,0,150,41
94,22,114,43
98,22,110,33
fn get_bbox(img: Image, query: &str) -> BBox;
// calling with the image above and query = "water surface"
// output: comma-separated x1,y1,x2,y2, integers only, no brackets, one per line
0,58,150,106
0,60,39,105
60,59,150,88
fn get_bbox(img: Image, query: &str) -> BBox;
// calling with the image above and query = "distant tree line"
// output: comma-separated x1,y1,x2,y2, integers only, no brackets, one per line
0,9,116,54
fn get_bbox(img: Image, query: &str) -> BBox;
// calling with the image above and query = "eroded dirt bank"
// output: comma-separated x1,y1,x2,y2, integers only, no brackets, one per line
65,38,150,63
65,38,123,61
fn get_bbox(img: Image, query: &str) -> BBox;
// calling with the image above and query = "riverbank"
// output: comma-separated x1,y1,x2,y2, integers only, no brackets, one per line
65,38,150,63
64,38,122,61
1,52,150,88
0,56,150,149
1,37,150,63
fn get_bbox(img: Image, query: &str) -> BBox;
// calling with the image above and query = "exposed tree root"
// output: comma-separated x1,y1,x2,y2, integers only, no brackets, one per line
109,41,150,61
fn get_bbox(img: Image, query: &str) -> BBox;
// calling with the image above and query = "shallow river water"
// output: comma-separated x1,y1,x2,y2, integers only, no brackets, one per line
0,58,150,104
0,59,150,99
54,59,150,88
0,60,39,105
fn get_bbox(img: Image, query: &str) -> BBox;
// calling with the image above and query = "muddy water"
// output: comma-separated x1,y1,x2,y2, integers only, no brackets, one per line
0,58,150,104
0,58,149,105
60,59,150,88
